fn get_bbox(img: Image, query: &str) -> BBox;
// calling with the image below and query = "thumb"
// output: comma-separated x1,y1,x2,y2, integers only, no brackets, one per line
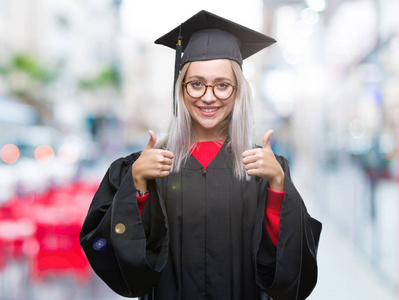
263,129,274,149
144,130,157,150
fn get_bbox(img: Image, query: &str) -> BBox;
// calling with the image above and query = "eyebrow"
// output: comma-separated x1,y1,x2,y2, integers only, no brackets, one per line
186,75,234,83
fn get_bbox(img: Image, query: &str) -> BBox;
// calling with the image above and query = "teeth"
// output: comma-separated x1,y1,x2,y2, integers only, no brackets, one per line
201,108,218,113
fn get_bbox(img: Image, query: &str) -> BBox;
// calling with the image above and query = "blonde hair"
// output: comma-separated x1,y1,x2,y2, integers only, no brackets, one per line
158,60,254,180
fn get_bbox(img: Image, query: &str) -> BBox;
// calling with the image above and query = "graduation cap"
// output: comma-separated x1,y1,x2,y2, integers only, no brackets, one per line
154,10,276,114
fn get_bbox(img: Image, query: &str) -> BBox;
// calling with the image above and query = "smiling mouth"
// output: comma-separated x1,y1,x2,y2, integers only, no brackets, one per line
199,107,219,113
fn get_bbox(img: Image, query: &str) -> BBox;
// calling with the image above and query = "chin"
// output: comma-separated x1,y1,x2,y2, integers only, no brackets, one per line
200,121,219,130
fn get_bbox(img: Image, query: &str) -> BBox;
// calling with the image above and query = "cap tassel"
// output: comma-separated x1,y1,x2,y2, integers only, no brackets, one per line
173,25,183,116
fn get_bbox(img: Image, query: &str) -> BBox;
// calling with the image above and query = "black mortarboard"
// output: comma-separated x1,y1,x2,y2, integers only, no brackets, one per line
154,10,276,114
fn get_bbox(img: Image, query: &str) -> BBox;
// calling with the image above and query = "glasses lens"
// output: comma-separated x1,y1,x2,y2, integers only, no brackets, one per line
214,83,234,100
186,82,205,98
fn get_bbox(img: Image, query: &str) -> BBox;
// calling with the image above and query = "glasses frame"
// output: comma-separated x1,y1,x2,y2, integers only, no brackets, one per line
182,81,237,100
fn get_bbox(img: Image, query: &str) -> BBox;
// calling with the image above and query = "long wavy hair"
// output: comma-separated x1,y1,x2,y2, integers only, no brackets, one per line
158,60,254,180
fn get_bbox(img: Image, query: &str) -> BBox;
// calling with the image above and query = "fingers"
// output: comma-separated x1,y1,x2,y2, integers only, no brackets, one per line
242,129,276,179
242,148,258,158
244,162,260,172
152,150,174,164
242,153,258,164
160,156,173,167
243,152,263,172
242,149,264,174
144,130,157,150
144,130,174,158
242,129,274,157
245,167,261,177
263,129,273,149
162,150,174,159
150,151,173,175
133,130,176,181
153,159,172,178
141,130,174,178
158,171,171,177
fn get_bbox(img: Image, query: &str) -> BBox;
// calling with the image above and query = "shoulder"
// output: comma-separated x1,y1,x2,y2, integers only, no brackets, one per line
274,153,288,166
108,151,142,189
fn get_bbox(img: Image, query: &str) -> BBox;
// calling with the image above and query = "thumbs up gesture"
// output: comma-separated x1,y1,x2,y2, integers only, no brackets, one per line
132,130,174,193
242,130,285,192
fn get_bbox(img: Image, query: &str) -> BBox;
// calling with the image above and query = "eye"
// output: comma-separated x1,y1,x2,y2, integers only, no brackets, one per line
190,81,204,89
216,82,231,89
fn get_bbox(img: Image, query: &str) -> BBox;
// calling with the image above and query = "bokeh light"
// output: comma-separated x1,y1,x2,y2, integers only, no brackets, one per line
34,145,55,164
93,237,107,251
0,144,20,164
301,8,319,25
305,0,327,12
58,144,79,164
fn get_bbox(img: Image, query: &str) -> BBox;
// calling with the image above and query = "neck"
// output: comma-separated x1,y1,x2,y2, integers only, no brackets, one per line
193,123,229,143
193,129,226,142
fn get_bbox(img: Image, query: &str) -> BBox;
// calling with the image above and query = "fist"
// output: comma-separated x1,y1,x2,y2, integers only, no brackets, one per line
242,130,284,192
132,130,174,191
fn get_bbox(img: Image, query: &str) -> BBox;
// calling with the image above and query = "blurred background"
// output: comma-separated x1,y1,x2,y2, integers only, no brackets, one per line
0,0,398,299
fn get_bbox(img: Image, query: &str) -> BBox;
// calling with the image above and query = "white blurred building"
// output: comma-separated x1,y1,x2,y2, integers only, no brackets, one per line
0,0,122,130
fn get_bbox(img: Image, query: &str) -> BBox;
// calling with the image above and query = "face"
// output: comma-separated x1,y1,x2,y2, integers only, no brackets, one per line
183,59,236,141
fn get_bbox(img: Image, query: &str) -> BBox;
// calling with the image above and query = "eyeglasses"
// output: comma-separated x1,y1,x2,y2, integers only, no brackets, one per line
182,81,237,100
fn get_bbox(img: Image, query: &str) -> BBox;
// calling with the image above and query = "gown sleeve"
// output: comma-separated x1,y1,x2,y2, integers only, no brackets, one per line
254,155,322,300
79,153,169,297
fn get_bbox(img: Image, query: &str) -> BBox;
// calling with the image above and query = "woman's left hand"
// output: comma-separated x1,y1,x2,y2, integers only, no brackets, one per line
242,129,285,192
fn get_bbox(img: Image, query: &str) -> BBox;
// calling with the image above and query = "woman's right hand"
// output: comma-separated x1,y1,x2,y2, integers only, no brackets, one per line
132,130,174,193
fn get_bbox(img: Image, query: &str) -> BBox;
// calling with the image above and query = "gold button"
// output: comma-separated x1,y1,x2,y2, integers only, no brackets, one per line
115,223,126,234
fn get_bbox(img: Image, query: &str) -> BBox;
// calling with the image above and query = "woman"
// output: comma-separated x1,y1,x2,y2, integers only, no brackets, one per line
80,10,321,300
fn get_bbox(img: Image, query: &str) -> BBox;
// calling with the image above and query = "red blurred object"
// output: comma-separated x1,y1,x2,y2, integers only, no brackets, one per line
0,218,36,260
30,222,90,282
0,181,99,282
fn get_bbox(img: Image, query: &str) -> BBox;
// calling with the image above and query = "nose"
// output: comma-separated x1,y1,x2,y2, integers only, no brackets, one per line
201,86,216,103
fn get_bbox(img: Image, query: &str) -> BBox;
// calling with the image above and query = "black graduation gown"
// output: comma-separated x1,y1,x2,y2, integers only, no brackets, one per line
80,143,322,300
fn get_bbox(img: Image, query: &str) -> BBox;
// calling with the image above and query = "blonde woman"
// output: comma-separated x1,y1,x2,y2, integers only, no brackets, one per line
80,10,321,300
